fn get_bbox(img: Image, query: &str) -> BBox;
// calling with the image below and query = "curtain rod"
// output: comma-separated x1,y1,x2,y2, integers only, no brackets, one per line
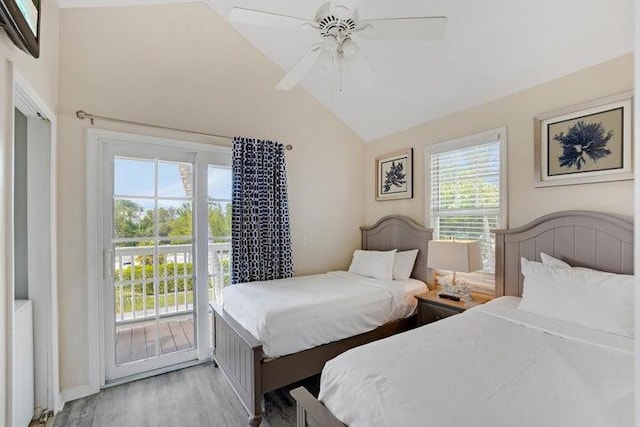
75,110,293,151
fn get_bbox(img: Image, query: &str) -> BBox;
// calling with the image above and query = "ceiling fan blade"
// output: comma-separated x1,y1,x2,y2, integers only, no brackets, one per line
349,51,379,90
325,1,351,19
276,44,323,91
230,7,315,30
357,16,447,41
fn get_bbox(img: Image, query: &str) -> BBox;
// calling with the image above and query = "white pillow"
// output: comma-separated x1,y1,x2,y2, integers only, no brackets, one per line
540,252,572,269
540,252,598,273
348,249,397,281
518,257,634,337
393,250,419,281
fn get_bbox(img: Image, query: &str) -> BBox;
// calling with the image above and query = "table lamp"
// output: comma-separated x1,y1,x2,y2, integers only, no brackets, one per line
427,240,483,301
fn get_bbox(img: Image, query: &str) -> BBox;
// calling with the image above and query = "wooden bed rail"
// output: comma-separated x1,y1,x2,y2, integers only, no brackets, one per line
212,303,264,426
291,387,346,427
210,302,262,349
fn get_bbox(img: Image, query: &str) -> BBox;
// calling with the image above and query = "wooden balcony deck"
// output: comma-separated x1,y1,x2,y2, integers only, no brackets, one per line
116,315,195,365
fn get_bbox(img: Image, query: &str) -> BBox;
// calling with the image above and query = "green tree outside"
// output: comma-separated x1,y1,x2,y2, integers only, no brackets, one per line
114,198,231,315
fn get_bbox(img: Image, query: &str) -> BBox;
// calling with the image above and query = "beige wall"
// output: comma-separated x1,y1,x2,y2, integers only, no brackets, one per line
365,54,634,228
0,1,60,422
57,3,365,393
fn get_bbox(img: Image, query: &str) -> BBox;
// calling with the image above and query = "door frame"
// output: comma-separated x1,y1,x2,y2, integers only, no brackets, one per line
4,61,59,424
86,128,231,392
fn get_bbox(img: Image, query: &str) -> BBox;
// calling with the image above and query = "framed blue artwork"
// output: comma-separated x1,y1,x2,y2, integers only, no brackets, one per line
376,148,413,201
535,92,633,187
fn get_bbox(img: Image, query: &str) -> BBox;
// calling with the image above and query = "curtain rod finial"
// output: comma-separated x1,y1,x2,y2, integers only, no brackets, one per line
285,144,293,151
76,110,95,124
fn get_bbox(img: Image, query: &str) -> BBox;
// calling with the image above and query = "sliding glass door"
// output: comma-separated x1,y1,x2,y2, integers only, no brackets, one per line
102,139,230,382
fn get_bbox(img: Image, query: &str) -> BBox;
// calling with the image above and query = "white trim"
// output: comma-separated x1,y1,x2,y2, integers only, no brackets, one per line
195,153,210,361
86,128,230,393
103,359,207,389
5,59,16,427
86,129,102,396
424,127,506,155
59,385,96,406
88,128,230,154
6,62,60,421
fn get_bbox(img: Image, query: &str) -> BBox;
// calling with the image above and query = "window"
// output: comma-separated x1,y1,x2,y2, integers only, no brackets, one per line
425,128,506,286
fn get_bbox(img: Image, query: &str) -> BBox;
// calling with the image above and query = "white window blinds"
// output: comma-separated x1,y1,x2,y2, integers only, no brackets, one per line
427,133,505,274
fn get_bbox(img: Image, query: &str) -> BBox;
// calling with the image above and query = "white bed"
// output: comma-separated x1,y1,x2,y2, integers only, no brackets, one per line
318,296,633,427
223,271,427,358
212,215,433,426
291,211,635,427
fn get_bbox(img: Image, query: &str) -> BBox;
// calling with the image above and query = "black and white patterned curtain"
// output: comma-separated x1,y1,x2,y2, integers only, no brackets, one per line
231,137,293,284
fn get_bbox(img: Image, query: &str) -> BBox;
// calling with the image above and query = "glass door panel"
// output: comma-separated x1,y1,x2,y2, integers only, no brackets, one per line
105,146,198,381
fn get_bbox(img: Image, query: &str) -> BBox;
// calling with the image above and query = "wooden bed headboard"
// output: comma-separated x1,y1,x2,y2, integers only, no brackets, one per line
494,210,634,297
361,215,434,284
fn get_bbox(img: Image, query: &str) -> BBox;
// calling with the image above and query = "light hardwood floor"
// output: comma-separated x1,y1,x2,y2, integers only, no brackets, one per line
53,363,319,427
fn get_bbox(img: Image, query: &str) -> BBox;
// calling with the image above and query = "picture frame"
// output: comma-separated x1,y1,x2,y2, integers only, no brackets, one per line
534,91,633,187
376,148,413,201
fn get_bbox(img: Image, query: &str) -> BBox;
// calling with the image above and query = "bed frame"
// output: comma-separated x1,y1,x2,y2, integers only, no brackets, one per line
494,210,633,296
211,215,432,426
291,210,634,427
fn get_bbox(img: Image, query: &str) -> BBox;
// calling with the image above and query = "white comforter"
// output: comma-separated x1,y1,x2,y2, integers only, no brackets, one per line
319,297,633,427
222,271,426,358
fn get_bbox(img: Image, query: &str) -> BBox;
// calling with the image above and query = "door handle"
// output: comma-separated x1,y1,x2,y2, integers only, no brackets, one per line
104,250,114,279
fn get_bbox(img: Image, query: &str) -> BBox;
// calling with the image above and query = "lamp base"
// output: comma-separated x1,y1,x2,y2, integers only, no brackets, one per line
439,273,472,303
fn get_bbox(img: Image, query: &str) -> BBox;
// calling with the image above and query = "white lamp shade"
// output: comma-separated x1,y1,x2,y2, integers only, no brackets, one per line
427,240,483,273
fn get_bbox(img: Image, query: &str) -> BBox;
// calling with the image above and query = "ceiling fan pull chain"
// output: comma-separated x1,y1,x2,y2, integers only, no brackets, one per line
338,55,343,93
330,53,335,108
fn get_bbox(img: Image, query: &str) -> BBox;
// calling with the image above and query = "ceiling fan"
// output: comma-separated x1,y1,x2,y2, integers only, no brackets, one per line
230,2,447,91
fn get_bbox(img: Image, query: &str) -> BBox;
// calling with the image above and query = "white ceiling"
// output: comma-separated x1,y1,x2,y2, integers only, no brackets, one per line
59,0,634,142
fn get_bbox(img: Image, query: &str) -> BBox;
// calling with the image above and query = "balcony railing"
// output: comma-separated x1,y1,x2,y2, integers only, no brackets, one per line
114,242,230,324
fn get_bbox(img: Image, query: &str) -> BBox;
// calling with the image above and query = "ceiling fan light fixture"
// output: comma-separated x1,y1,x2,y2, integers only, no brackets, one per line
323,34,339,52
341,38,359,60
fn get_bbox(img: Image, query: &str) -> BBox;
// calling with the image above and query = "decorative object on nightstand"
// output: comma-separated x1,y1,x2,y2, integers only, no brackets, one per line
427,239,482,303
415,287,493,326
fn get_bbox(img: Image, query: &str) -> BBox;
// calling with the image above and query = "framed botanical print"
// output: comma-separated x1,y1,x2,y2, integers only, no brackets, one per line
376,148,413,201
535,92,633,187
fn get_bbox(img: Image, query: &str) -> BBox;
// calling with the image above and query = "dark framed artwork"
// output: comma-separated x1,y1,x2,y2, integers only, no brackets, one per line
376,148,413,201
535,92,633,187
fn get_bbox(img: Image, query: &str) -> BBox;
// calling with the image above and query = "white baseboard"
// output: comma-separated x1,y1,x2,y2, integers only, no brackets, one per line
59,385,97,405
55,392,65,413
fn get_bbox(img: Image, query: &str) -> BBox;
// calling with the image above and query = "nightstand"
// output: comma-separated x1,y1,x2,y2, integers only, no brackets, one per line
415,287,494,326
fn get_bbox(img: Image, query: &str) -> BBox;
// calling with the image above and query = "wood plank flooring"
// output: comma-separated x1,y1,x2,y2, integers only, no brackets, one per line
52,363,320,427
116,317,194,365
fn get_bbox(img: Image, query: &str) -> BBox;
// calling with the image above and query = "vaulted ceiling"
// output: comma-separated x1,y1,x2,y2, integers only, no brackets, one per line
58,0,634,141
